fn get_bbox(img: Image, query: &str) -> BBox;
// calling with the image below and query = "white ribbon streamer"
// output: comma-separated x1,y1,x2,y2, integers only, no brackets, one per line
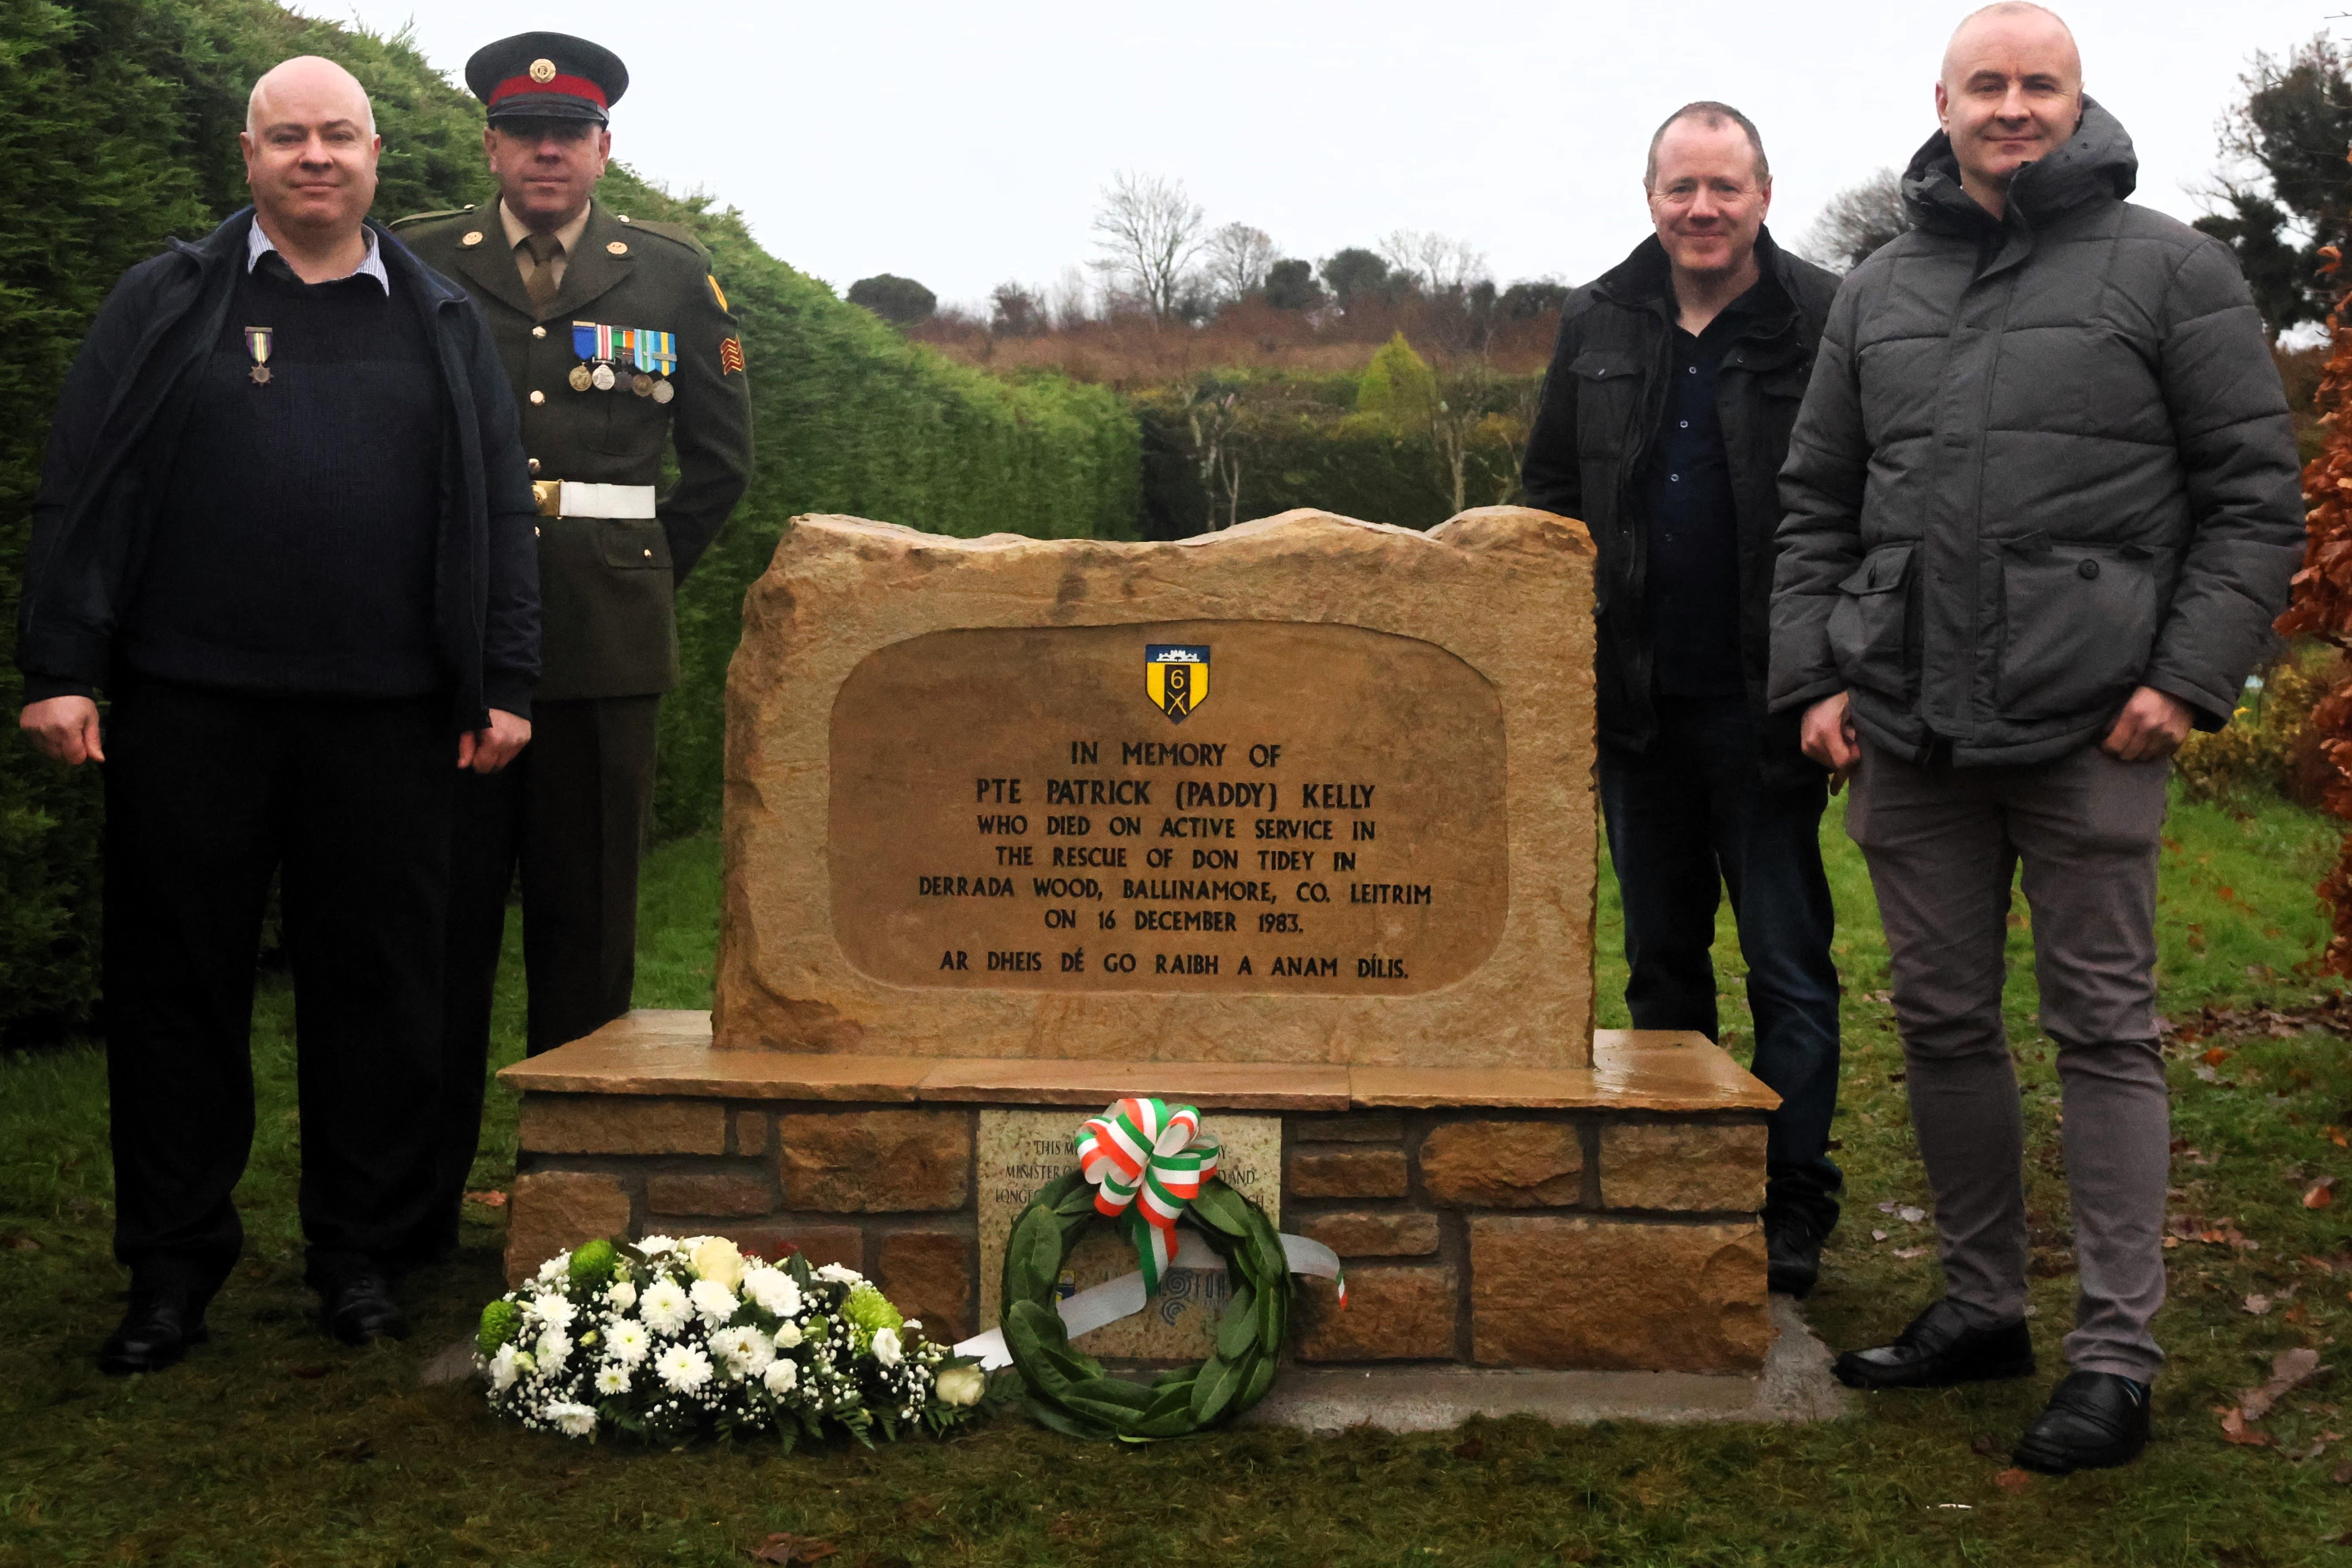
952,1228,1345,1371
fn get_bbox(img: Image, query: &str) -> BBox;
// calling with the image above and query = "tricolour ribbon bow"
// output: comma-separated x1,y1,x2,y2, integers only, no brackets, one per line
1074,1098,1221,1295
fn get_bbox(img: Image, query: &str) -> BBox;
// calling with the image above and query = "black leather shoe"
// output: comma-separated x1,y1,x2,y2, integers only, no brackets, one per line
322,1273,409,1345
1765,1209,1830,1299
98,1285,210,1375
2012,1371,2152,1474
1833,1298,2036,1390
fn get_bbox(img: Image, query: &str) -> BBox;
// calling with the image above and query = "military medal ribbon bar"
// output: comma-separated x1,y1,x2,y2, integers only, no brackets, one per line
244,326,273,385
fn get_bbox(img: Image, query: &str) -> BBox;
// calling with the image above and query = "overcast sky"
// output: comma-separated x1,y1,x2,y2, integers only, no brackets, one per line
336,0,2342,309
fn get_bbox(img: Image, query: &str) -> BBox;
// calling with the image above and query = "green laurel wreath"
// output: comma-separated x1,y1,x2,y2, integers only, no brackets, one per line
1000,1170,1291,1442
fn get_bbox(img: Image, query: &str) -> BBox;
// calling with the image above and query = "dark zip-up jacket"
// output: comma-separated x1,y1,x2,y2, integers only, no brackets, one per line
1523,228,1840,785
17,208,540,727
1769,101,2304,765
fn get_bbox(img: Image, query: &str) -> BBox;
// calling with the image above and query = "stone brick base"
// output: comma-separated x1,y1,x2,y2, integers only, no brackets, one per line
499,1011,1779,1374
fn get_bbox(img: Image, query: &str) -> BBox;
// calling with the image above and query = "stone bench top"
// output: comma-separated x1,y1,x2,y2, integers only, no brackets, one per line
499,1011,1780,1115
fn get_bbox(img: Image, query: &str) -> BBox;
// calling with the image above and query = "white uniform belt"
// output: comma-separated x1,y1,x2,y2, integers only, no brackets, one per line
534,481,658,519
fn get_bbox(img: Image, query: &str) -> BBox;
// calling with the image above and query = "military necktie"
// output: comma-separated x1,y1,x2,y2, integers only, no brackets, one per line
523,231,564,316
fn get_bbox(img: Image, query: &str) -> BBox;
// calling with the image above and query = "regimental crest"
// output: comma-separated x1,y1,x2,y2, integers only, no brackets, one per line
1145,644,1210,724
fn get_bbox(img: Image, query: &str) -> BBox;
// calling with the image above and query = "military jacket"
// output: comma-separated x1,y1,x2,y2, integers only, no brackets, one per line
391,198,752,700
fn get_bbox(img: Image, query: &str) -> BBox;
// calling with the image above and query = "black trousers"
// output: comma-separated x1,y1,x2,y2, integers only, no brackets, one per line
102,680,453,1296
411,695,659,1260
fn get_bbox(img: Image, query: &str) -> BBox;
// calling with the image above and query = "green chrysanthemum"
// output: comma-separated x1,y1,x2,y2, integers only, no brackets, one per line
568,1238,618,1289
842,1283,903,1338
476,1298,523,1356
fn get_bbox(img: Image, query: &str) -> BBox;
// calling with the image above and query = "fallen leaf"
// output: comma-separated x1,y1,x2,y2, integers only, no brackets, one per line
1897,1205,1928,1224
2329,1127,2349,1148
2241,1348,2324,1421
0,1235,38,1252
1877,1200,1900,1214
1993,1468,2033,1494
2334,1460,2352,1485
1872,1228,1890,1243
2195,1065,2220,1083
2204,1047,2235,1067
464,1189,509,1209
2218,1406,2276,1446
2307,1178,2339,1210
747,1536,838,1566
1893,1247,1930,1260
1971,1434,2005,1460
1451,1437,1486,1460
2245,1294,2274,1316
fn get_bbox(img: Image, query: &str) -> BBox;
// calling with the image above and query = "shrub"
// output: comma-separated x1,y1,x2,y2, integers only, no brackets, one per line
2176,650,2333,807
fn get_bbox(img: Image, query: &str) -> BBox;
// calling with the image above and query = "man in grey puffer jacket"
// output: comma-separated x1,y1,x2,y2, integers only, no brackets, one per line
1770,3,2304,1474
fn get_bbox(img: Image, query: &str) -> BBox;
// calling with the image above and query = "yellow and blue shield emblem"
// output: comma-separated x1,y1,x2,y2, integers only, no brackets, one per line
1145,644,1210,723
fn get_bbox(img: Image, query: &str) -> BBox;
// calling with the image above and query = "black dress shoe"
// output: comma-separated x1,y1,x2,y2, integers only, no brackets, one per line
1765,1208,1831,1299
98,1286,210,1375
1833,1298,2036,1390
2013,1371,2152,1474
322,1273,409,1345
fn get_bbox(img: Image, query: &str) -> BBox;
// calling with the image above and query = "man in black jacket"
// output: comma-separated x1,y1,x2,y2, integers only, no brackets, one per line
1523,102,1845,1296
14,56,540,1372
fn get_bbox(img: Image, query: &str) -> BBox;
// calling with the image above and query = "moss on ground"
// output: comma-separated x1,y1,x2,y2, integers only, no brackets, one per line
3,789,2350,1566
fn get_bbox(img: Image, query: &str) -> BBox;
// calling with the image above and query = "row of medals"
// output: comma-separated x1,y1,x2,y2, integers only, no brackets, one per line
570,360,674,403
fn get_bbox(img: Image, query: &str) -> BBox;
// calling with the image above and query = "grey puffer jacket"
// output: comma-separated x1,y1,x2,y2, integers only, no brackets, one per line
1768,100,2304,766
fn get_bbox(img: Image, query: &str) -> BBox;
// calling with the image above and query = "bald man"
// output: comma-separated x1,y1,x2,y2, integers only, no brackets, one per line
15,55,540,1371
1771,4,2302,1472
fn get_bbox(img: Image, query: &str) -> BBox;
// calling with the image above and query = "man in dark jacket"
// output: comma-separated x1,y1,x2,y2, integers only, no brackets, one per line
13,57,540,1372
1523,101,1846,1296
1771,4,2303,1473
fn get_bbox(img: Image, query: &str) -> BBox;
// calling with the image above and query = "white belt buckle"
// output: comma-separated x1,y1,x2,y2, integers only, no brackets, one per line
557,481,658,519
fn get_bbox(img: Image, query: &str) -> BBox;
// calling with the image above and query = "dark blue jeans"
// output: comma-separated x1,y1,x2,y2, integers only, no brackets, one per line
1598,695,1843,1229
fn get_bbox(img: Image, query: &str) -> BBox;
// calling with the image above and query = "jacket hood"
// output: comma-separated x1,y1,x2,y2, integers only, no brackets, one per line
1593,224,1803,313
1901,96,2137,236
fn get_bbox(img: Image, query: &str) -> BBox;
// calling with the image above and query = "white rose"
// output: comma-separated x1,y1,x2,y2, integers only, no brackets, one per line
606,1279,637,1312
871,1327,903,1367
638,1279,692,1334
763,1358,800,1395
688,1236,746,1291
689,1277,739,1326
772,1321,803,1350
934,1365,986,1407
487,1343,523,1392
546,1400,597,1438
741,1266,802,1319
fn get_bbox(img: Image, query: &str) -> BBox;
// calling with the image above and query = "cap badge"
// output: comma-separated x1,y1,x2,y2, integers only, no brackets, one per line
529,58,557,83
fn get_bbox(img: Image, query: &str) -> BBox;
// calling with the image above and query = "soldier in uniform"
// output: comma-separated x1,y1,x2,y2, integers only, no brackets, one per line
391,32,753,1262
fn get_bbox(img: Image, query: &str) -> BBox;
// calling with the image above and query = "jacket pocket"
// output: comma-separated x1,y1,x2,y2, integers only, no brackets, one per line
1997,542,2156,720
1826,541,1916,699
599,517,673,572
1569,349,1641,460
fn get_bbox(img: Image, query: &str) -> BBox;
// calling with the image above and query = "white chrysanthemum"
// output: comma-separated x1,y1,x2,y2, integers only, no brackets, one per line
593,1362,630,1396
637,1234,678,1257
655,1343,713,1393
606,1279,637,1312
712,1324,774,1377
534,1251,573,1284
605,1317,652,1366
772,1320,803,1350
536,1327,573,1372
741,1266,802,1318
763,1358,800,1395
816,1262,864,1285
689,1277,739,1326
530,1291,577,1331
639,1279,692,1334
487,1343,524,1392
871,1327,903,1367
545,1400,598,1438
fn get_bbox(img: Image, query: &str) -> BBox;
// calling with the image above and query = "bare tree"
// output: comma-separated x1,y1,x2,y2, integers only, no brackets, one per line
1803,169,1912,272
1046,266,1094,329
1203,222,1276,303
990,282,1047,337
1377,229,1489,296
1089,171,1208,321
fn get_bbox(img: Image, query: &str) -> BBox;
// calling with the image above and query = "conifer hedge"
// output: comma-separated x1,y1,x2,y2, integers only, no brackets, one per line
0,0,1137,1034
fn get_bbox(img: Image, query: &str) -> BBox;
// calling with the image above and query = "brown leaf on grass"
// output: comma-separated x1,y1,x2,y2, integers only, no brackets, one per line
464,1189,509,1209
2204,1047,2235,1067
2307,1177,2339,1210
1993,1468,2033,1494
1971,1434,2005,1461
2334,1461,2352,1485
2328,1126,2349,1148
1451,1437,1486,1460
748,1536,838,1565
2218,1407,2277,1447
0,1234,38,1252
2241,1348,2325,1421
2245,1294,2275,1316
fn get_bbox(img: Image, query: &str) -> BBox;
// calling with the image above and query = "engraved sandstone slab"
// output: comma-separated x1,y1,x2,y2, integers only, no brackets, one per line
716,508,1598,1068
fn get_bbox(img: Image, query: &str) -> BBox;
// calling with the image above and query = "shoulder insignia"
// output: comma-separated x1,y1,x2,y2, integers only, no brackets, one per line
708,274,729,311
719,336,745,376
387,205,477,232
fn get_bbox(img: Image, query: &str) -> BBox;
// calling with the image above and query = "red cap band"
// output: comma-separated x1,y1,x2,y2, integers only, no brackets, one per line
487,72,609,111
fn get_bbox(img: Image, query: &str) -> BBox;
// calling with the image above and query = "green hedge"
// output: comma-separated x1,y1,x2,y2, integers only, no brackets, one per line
0,0,1136,1035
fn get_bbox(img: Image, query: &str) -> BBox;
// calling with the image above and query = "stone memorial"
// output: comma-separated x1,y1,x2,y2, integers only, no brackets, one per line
500,507,1782,1385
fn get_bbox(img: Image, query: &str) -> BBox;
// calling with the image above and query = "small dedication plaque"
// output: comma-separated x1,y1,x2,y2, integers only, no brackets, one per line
828,620,1509,995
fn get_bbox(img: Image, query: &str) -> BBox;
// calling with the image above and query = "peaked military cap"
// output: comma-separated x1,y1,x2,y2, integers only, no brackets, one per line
465,32,628,124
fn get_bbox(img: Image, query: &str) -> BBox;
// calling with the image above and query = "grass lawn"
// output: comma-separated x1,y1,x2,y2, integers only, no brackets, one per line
3,788,2351,1566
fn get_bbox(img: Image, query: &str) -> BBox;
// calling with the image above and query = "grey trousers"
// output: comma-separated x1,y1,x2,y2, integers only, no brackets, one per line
1846,738,2171,1381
